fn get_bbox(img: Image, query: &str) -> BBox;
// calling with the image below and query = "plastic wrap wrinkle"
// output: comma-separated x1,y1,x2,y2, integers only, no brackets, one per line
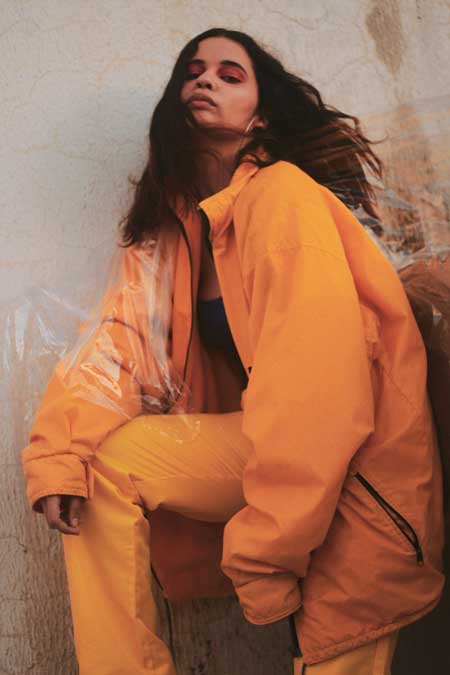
360,94,450,256
54,233,187,418
1,231,191,471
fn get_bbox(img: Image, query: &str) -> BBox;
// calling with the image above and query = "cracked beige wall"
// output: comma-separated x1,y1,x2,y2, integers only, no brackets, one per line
1,2,449,674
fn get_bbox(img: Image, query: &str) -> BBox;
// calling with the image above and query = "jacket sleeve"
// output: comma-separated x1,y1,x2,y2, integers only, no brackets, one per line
22,242,177,512
221,241,376,624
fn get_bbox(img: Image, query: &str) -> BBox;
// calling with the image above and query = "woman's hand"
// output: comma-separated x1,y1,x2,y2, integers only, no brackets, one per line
40,495,85,535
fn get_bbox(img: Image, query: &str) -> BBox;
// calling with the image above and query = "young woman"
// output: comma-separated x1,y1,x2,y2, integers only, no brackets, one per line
22,28,445,675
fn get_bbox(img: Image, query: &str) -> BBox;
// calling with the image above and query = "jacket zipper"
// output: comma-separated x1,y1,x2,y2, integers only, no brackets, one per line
352,471,424,566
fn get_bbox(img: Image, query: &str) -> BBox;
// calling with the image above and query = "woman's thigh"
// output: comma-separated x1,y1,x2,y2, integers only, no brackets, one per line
93,411,252,522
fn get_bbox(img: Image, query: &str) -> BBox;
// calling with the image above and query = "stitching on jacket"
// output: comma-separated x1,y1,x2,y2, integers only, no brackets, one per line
377,359,425,420
25,451,85,463
243,243,348,280
246,601,303,624
33,487,87,494
31,488,88,503
303,595,440,656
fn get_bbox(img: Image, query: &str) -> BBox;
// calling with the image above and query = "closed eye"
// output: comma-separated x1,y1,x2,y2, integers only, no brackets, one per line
184,73,241,84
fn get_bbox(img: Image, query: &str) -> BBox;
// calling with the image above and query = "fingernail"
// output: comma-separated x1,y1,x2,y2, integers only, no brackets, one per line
72,518,79,526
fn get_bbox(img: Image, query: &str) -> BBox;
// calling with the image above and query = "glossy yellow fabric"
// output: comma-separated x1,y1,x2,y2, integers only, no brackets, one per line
62,412,251,675
293,630,400,674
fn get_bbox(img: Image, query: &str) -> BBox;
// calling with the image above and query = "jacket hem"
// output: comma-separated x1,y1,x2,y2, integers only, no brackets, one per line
243,600,302,626
300,594,443,665
30,486,89,513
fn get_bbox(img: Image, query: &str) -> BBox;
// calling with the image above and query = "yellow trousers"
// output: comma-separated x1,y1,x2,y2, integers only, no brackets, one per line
293,631,399,674
62,412,399,674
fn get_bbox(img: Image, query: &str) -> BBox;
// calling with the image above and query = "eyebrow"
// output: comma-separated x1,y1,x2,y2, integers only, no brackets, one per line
187,58,247,76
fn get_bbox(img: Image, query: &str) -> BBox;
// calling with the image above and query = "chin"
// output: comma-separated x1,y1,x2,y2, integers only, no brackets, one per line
191,108,216,116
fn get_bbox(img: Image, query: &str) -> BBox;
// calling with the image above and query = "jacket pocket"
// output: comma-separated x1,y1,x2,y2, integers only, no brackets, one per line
351,471,424,566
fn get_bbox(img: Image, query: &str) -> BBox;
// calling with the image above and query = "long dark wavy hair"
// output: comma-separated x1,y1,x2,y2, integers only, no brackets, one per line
120,28,383,245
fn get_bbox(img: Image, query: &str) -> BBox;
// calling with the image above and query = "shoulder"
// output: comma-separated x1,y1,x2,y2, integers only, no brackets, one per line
238,160,322,206
234,160,344,268
255,159,315,185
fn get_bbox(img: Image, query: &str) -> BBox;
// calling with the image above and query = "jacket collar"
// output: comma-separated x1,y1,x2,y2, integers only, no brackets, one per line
197,157,261,239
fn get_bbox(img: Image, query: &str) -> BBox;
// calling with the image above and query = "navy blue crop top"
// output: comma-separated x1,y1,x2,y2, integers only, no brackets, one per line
197,295,249,386
197,296,236,352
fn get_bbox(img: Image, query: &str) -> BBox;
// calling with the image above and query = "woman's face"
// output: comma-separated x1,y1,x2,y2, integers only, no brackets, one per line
180,37,264,133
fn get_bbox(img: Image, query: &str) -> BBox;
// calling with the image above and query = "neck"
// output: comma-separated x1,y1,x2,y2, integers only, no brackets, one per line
195,136,244,200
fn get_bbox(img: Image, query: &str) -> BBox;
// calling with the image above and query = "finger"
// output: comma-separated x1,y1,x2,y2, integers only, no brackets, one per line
44,496,80,535
42,495,61,527
51,517,80,536
48,514,80,535
68,496,84,528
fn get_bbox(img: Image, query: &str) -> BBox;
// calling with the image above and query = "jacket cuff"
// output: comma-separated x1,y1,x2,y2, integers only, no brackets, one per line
23,453,94,513
235,574,302,625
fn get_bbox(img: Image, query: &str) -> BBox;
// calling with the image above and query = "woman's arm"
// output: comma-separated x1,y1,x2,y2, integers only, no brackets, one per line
221,167,375,624
22,241,176,513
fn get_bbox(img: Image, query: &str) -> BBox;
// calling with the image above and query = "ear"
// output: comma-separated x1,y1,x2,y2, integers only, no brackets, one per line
253,114,268,130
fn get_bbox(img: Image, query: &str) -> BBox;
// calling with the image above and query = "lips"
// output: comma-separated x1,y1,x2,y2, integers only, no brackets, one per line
187,94,216,107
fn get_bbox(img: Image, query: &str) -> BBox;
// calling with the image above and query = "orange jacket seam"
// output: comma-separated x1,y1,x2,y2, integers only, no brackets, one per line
245,601,303,625
242,243,348,280
377,360,423,417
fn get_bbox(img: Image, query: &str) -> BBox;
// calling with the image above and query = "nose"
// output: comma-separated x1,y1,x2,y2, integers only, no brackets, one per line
195,71,214,90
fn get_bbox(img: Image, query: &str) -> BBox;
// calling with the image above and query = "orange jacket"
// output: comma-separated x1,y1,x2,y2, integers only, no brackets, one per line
22,159,445,664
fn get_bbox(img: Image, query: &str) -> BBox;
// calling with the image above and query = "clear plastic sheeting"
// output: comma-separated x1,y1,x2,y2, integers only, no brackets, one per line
55,233,185,417
359,93,450,257
1,231,187,476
